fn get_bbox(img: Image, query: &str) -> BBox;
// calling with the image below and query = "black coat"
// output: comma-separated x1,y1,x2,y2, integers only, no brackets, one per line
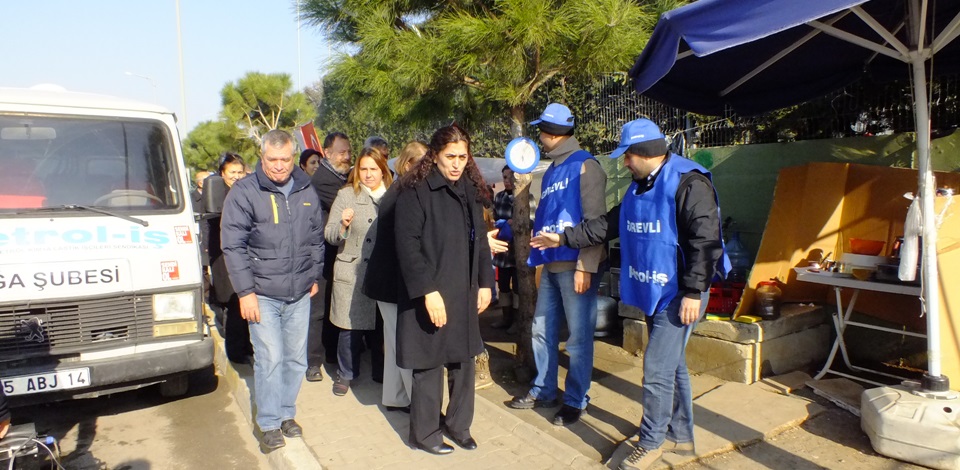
362,184,403,303
200,181,232,303
310,162,349,279
207,213,235,304
394,168,494,369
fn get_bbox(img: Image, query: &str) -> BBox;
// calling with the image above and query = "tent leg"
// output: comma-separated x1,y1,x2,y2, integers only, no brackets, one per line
909,37,947,391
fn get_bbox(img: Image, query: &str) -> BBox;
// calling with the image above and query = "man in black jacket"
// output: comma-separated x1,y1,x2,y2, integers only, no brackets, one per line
222,129,325,453
532,118,726,470
308,132,353,380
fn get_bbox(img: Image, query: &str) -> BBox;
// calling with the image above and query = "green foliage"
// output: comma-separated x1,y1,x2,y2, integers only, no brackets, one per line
303,0,679,139
183,72,316,174
182,120,236,171
220,72,316,146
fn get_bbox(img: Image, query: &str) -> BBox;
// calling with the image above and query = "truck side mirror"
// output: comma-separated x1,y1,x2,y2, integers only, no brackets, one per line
202,175,228,214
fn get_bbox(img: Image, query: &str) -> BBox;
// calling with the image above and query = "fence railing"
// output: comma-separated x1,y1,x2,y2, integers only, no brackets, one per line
367,73,959,161
583,73,960,150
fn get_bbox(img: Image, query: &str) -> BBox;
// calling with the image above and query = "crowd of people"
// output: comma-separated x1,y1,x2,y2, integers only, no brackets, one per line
193,103,728,470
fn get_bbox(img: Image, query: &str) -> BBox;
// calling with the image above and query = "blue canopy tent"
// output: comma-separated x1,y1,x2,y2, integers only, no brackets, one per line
629,0,960,392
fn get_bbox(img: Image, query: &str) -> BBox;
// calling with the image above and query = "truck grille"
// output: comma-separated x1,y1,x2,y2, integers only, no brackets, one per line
0,295,154,356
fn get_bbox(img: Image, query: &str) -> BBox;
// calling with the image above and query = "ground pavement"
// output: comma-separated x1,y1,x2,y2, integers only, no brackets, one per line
211,306,923,470
210,314,600,470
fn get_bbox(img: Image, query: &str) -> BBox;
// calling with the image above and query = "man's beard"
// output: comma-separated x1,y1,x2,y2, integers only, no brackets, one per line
331,160,351,174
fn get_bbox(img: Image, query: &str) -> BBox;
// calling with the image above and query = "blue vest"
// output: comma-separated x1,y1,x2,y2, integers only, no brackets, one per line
528,150,595,267
619,155,731,316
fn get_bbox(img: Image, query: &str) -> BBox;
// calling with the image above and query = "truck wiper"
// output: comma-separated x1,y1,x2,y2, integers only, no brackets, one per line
23,205,150,227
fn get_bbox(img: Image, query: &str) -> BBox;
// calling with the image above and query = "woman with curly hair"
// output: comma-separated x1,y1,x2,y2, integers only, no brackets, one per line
394,125,494,454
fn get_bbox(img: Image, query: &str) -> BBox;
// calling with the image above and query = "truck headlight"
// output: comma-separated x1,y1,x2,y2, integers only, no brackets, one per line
153,291,196,321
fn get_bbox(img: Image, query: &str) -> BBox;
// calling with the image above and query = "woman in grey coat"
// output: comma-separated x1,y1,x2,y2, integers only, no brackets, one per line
324,147,393,396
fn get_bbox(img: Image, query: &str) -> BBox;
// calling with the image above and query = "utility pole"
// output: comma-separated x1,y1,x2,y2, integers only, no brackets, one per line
175,0,188,132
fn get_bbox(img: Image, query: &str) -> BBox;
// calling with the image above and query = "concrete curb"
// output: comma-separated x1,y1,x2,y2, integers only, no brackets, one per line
475,397,604,469
207,309,597,469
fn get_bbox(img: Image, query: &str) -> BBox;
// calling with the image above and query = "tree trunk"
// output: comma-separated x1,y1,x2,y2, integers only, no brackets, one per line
509,104,537,382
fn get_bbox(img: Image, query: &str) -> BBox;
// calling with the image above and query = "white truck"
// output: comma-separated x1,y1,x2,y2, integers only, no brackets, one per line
0,86,212,401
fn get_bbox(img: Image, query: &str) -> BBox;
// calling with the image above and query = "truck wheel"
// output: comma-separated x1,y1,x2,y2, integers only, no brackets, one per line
159,375,190,397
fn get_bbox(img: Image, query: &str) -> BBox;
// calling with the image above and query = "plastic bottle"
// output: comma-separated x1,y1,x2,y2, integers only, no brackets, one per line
726,231,752,283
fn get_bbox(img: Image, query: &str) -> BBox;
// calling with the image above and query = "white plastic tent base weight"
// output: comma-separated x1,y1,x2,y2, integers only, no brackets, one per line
862,383,960,469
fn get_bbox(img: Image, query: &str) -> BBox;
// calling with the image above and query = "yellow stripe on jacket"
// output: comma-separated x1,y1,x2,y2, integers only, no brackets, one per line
270,194,279,224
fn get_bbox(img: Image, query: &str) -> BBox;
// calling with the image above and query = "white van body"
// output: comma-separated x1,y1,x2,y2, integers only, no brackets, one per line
0,87,212,400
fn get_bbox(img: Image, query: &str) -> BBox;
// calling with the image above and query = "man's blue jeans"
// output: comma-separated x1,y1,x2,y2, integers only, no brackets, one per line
249,293,311,432
530,269,599,409
636,291,709,451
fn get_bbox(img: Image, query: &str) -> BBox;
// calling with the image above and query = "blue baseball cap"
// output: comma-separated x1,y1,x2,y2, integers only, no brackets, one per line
530,103,575,135
609,118,668,159
495,219,513,242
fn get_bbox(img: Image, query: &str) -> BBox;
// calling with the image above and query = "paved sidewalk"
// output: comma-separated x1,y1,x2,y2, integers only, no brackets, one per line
209,313,602,470
210,304,846,470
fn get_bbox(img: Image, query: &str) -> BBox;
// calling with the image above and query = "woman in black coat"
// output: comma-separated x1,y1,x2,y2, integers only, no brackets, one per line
207,152,252,364
395,125,494,455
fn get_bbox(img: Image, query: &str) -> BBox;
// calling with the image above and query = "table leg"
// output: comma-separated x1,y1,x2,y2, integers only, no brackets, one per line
816,286,919,384
814,287,848,380
835,288,859,370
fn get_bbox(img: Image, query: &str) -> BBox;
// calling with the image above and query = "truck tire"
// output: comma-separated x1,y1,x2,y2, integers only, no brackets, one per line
159,374,189,397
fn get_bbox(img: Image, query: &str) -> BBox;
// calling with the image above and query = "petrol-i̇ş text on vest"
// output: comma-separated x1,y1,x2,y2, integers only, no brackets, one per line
619,154,729,316
528,150,596,267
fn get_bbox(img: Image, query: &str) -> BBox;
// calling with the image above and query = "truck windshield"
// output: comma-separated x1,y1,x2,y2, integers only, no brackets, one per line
0,114,181,212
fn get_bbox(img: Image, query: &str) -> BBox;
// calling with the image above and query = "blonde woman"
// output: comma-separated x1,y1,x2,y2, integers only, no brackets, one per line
362,141,427,412
325,147,394,396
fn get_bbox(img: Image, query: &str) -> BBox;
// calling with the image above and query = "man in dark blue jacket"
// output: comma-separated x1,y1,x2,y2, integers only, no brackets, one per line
222,129,325,453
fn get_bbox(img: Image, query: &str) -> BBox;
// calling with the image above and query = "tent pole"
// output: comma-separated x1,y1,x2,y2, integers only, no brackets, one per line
909,2,947,390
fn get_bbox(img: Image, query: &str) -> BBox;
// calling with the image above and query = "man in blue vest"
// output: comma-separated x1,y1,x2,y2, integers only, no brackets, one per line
531,118,727,469
507,103,607,426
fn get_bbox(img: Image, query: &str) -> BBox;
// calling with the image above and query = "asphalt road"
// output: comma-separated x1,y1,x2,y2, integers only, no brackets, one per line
6,366,268,470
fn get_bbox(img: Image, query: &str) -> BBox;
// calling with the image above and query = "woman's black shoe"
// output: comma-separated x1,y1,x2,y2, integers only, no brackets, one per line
442,424,478,450
417,443,454,455
450,436,477,450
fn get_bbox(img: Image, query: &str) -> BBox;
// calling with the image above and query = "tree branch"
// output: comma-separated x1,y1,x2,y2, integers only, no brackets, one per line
462,75,484,90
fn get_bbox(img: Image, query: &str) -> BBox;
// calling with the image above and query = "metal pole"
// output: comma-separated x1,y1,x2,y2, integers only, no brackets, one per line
297,0,302,90
908,0,944,387
175,0,188,131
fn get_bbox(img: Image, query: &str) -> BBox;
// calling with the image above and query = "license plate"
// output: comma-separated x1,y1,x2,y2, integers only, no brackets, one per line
1,368,90,396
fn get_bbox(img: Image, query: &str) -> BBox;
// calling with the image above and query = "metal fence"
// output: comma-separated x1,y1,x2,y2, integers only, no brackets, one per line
582,73,960,150
376,73,959,160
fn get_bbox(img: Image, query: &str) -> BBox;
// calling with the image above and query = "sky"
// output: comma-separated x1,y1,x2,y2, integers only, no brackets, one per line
0,1,334,137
